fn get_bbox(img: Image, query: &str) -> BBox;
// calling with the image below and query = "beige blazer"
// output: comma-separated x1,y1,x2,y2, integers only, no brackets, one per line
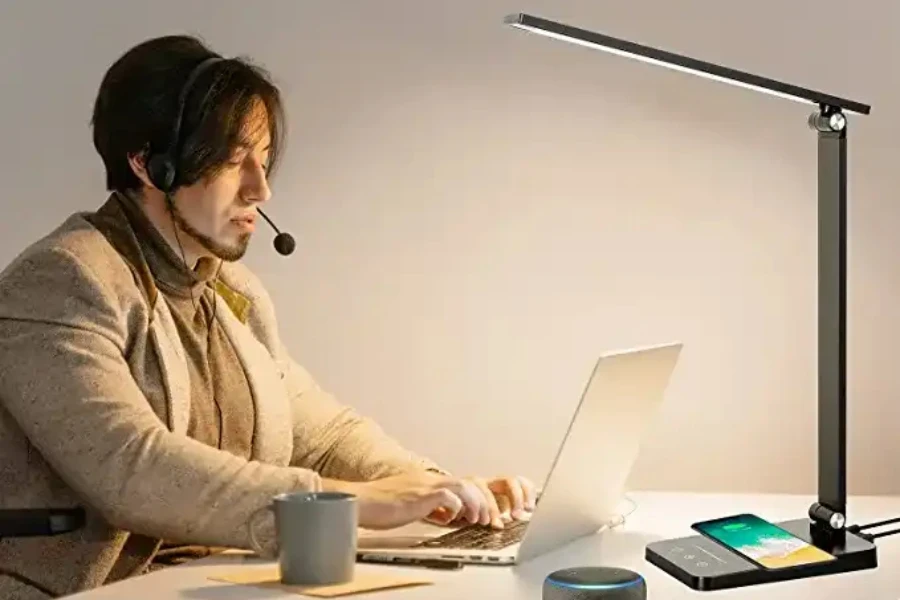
0,195,438,599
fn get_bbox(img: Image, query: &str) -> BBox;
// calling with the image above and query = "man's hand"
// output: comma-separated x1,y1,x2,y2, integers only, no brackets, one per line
425,475,537,529
322,471,467,530
322,472,537,531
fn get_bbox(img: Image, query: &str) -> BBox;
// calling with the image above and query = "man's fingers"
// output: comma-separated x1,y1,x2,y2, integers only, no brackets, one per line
474,481,493,527
440,479,484,524
489,476,526,518
426,506,455,526
496,495,512,522
472,478,503,528
421,488,463,523
518,476,538,511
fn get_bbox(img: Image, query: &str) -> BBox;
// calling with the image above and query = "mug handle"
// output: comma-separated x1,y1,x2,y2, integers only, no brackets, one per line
247,504,277,558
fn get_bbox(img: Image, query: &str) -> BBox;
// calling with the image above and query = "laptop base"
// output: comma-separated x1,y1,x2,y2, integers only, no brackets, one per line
357,550,514,567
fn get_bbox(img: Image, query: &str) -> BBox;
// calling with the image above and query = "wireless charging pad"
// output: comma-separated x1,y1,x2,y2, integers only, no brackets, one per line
645,519,877,591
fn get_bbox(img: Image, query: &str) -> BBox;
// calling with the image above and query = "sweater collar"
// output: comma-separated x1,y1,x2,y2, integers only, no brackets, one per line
115,190,219,300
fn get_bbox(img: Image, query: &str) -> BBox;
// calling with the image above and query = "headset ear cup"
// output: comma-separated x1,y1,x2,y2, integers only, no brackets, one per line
146,154,176,193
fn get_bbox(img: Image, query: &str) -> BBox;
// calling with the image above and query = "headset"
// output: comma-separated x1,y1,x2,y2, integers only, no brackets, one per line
145,56,296,256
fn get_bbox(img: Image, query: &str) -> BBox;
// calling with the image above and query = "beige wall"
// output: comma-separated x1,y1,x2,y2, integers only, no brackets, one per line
1,0,898,496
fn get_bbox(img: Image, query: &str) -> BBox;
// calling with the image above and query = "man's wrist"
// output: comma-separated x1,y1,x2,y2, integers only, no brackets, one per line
321,478,357,495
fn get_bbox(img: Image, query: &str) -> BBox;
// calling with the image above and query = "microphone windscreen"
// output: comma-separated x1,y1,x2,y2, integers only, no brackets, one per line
274,232,296,256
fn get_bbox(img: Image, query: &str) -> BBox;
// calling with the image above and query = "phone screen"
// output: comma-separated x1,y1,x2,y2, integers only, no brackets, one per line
692,514,836,569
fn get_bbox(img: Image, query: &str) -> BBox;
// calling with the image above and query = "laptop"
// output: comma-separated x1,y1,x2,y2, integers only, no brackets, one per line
356,341,682,566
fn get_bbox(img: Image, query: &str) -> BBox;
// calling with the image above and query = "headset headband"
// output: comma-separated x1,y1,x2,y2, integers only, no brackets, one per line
146,56,226,193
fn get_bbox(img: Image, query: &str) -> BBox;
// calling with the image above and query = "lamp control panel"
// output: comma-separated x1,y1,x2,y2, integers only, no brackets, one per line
647,535,758,578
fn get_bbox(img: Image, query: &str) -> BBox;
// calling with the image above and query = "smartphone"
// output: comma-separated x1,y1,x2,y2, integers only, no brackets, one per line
691,513,836,569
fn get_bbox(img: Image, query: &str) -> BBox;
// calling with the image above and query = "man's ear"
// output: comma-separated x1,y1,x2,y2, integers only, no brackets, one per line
127,150,155,189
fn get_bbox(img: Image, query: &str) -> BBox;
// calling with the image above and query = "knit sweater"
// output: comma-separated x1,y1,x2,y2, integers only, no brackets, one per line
116,192,258,570
116,191,255,460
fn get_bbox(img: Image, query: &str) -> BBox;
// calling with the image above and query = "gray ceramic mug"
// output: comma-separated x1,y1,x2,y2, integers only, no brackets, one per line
248,491,358,586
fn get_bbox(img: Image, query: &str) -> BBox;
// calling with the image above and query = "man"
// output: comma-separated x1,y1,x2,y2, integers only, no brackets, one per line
0,35,535,599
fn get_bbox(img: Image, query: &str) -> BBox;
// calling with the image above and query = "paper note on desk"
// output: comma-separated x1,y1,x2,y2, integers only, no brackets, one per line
209,565,433,597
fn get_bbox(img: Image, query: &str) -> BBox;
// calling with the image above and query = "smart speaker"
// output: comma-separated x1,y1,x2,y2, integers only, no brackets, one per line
543,567,646,600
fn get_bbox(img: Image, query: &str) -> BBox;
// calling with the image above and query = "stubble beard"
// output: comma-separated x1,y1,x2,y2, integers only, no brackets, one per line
170,202,251,263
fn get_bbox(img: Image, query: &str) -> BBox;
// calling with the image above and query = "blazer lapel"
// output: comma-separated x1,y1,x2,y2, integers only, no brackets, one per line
212,293,294,466
149,299,191,435
86,193,193,435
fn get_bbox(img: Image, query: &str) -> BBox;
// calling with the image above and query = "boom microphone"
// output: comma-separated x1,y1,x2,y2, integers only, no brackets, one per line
258,209,296,256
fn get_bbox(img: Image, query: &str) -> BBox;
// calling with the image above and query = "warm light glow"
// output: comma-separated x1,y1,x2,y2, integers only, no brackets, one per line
509,23,809,107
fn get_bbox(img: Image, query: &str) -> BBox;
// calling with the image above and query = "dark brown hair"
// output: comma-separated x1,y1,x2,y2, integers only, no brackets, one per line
91,34,286,193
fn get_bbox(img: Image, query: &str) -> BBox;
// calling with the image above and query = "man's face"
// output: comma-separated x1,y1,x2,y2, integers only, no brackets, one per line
169,113,272,263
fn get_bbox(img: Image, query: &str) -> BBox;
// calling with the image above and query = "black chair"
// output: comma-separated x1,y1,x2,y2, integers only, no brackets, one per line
0,508,85,540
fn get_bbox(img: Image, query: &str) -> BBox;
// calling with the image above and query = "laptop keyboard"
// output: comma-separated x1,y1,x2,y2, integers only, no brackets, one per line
414,520,528,550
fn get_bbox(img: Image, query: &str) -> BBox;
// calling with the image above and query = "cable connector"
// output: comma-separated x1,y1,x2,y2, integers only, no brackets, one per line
609,494,638,529
847,516,900,542
846,525,874,543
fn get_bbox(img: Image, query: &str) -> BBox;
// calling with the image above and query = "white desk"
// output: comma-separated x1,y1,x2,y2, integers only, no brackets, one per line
67,491,900,599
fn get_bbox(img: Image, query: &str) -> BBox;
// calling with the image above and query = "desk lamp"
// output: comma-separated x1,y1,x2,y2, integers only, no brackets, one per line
503,12,877,591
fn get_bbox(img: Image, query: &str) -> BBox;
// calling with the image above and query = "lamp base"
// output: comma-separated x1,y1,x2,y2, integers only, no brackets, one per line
644,518,876,591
